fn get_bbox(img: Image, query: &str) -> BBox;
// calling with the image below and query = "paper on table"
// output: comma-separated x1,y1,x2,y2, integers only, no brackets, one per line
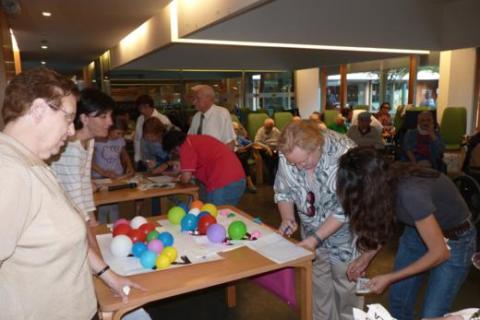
246,233,312,264
139,175,176,190
93,178,112,186
146,176,174,185
97,233,223,276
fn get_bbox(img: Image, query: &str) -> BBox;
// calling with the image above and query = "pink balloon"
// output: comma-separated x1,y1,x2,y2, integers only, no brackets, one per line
147,239,164,254
113,218,129,228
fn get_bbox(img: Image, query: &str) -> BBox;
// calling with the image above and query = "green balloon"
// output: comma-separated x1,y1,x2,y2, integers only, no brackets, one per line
146,230,159,243
168,206,186,225
228,221,247,240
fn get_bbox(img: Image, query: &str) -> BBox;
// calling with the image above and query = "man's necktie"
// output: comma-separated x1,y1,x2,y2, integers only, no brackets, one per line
197,114,205,134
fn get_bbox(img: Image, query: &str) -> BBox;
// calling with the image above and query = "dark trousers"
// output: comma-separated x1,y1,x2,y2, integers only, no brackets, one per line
260,150,278,185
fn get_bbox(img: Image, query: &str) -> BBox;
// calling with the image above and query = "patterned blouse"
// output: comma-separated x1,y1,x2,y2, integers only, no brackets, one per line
274,129,357,263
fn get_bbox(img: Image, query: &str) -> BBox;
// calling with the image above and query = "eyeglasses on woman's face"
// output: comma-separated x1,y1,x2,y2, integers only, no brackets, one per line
285,147,321,171
305,191,316,217
45,100,76,124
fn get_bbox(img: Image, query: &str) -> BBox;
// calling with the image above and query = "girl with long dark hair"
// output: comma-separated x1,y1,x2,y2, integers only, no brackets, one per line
336,147,476,320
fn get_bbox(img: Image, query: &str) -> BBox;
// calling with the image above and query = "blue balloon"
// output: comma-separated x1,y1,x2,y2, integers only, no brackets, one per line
178,203,189,213
157,231,174,247
140,250,157,269
132,242,147,258
197,211,210,219
181,213,198,231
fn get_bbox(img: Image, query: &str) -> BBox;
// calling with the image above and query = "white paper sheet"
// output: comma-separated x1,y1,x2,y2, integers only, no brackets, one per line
246,232,312,264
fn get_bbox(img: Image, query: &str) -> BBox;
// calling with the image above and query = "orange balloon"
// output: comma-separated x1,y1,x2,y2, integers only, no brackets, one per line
190,200,204,210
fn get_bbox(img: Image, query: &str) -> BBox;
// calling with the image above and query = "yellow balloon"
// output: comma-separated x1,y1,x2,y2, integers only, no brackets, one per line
156,254,171,269
201,203,218,217
162,246,177,263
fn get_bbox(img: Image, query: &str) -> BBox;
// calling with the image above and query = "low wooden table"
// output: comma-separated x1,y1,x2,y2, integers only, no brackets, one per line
94,182,199,206
93,206,314,320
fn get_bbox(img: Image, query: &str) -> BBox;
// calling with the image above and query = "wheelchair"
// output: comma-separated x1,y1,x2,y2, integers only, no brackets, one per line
452,171,480,248
452,173,480,226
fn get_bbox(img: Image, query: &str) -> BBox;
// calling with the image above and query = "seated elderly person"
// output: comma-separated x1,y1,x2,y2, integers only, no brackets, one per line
291,115,302,124
402,110,445,171
232,121,256,193
375,102,396,140
330,114,348,134
309,112,327,130
347,111,384,150
350,109,383,134
254,118,281,184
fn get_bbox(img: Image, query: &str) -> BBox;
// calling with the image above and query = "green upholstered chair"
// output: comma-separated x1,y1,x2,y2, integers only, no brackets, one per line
247,113,270,141
324,109,339,128
231,113,240,124
353,105,369,111
247,113,270,185
393,106,405,132
440,107,467,151
273,111,293,131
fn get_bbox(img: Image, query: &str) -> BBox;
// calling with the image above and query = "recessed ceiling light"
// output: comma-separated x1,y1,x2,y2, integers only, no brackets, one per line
41,61,46,65
42,12,51,17
41,45,48,49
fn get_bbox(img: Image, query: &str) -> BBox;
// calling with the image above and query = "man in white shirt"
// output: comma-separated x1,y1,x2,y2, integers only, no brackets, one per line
347,111,384,150
188,84,235,150
133,94,172,170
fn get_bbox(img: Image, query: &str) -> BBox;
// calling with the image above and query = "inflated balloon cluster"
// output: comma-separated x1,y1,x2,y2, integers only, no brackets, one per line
110,216,178,270
110,201,253,271
167,200,250,243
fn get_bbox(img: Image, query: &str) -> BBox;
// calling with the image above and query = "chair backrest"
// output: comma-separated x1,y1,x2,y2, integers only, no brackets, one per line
230,113,240,124
273,111,293,131
323,109,339,128
404,109,436,131
247,113,270,140
353,105,369,111
440,107,467,148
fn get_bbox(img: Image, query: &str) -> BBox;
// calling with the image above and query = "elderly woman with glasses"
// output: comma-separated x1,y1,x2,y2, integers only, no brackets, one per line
274,120,359,320
0,68,141,319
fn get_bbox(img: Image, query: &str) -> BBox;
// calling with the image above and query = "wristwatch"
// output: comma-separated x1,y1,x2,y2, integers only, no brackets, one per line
308,231,324,248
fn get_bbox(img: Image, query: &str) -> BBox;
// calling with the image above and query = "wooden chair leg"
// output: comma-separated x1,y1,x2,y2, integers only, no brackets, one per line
226,284,237,308
253,149,264,185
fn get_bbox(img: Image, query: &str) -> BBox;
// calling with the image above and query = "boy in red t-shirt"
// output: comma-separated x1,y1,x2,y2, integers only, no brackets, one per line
163,130,246,205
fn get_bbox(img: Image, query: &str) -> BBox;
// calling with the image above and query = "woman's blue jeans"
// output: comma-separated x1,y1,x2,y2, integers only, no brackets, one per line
199,179,246,206
389,225,476,319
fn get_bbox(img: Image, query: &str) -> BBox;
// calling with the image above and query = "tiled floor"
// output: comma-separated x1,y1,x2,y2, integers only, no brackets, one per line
145,184,479,320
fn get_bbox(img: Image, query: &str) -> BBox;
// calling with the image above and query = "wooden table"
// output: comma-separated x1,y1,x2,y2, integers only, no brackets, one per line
94,182,199,206
93,206,314,320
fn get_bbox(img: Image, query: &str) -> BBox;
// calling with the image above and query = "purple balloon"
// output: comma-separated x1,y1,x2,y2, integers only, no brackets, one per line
206,224,226,243
147,239,164,254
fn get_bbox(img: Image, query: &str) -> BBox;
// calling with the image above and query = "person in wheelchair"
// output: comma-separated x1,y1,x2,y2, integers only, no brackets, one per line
462,129,480,179
402,111,446,172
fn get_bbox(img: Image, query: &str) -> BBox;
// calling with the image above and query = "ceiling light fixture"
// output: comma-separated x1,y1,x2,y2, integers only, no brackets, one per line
42,11,51,17
41,61,46,65
40,40,48,49
168,0,430,55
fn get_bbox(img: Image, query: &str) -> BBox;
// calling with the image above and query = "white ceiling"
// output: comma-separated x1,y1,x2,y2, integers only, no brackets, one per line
4,0,480,76
6,0,170,74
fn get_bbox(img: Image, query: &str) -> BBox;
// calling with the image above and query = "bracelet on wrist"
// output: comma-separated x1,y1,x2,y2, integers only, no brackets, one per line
96,265,110,277
309,232,324,248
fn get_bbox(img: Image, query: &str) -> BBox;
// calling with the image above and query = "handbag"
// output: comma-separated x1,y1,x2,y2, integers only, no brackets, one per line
252,267,297,309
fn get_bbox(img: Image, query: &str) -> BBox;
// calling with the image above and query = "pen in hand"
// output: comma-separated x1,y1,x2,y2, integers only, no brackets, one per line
282,220,296,237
